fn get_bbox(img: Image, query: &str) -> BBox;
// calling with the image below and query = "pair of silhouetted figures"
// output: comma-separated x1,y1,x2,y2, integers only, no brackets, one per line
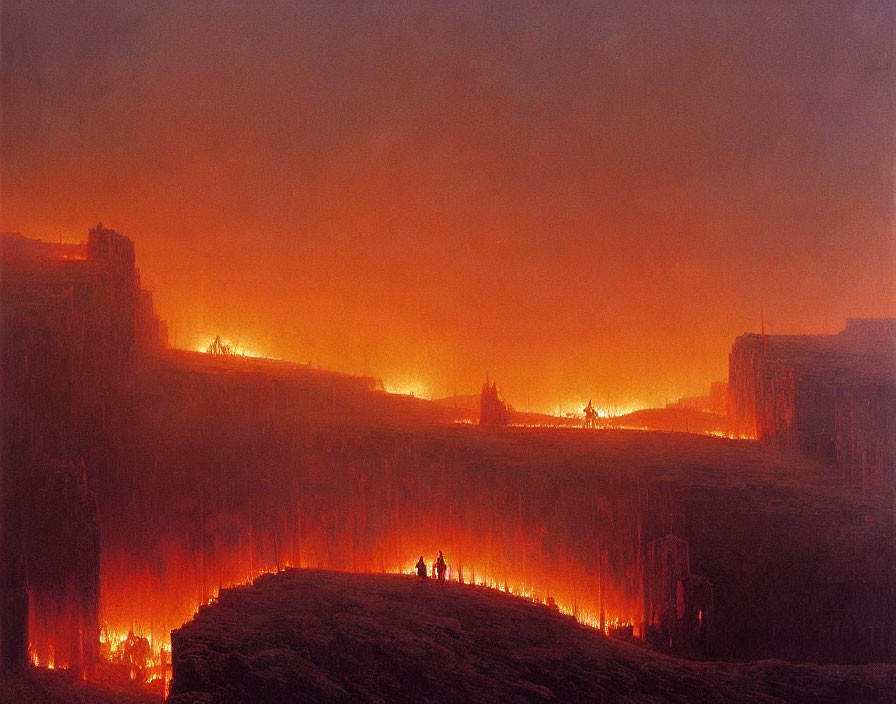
416,551,447,582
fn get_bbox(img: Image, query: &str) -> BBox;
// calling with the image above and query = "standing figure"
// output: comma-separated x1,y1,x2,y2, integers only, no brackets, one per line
415,556,428,579
435,551,447,582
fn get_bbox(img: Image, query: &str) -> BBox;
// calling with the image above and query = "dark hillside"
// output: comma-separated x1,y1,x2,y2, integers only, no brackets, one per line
169,569,896,704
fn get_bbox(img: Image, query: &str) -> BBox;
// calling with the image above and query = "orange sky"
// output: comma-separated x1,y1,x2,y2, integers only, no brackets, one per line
2,1,894,412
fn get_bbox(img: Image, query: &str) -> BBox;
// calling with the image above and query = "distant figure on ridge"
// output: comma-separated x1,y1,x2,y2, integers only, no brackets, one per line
416,556,428,579
435,551,447,582
583,400,598,429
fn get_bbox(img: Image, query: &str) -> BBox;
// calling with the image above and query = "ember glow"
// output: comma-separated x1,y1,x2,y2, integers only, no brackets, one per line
548,401,644,420
194,336,268,359
86,417,654,679
99,553,636,675
382,379,430,399
99,628,170,689
99,506,642,642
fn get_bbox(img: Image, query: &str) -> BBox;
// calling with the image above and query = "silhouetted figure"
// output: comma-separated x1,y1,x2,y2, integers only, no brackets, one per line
415,556,428,579
435,551,447,582
583,400,598,429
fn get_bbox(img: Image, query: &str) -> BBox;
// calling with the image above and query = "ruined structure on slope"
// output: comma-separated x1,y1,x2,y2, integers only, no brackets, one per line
643,534,713,654
479,377,508,426
728,319,896,490
0,226,166,673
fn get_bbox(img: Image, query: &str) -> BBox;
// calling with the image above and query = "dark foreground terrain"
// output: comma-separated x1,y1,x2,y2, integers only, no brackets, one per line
0,668,162,704
169,569,896,704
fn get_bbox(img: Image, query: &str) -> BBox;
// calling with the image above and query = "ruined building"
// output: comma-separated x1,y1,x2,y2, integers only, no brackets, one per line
643,534,713,654
479,377,508,426
729,319,896,491
0,225,166,673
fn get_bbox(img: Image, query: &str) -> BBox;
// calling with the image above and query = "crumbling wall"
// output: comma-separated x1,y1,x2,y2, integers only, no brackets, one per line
0,227,162,674
134,283,167,354
758,362,797,449
677,574,713,653
835,383,896,490
728,335,762,439
793,374,836,457
25,462,101,674
644,535,715,655
644,534,689,648
729,321,896,470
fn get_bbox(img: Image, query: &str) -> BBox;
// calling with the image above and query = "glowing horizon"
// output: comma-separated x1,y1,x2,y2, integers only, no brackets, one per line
4,2,891,415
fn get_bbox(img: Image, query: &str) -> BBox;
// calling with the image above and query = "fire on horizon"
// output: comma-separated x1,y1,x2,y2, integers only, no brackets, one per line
2,1,893,413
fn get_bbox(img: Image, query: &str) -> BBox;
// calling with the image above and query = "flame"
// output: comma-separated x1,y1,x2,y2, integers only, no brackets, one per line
193,336,269,359
27,643,57,671
543,401,645,421
99,626,171,694
101,558,634,682
383,379,430,398
398,558,633,636
705,430,756,440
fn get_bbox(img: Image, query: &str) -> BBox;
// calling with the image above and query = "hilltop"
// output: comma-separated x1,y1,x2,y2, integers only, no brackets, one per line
169,569,896,704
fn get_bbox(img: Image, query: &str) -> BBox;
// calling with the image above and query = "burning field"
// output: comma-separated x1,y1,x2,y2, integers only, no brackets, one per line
83,348,894,668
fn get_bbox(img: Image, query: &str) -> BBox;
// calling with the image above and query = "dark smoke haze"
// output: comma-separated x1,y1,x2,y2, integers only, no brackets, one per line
2,0,893,410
